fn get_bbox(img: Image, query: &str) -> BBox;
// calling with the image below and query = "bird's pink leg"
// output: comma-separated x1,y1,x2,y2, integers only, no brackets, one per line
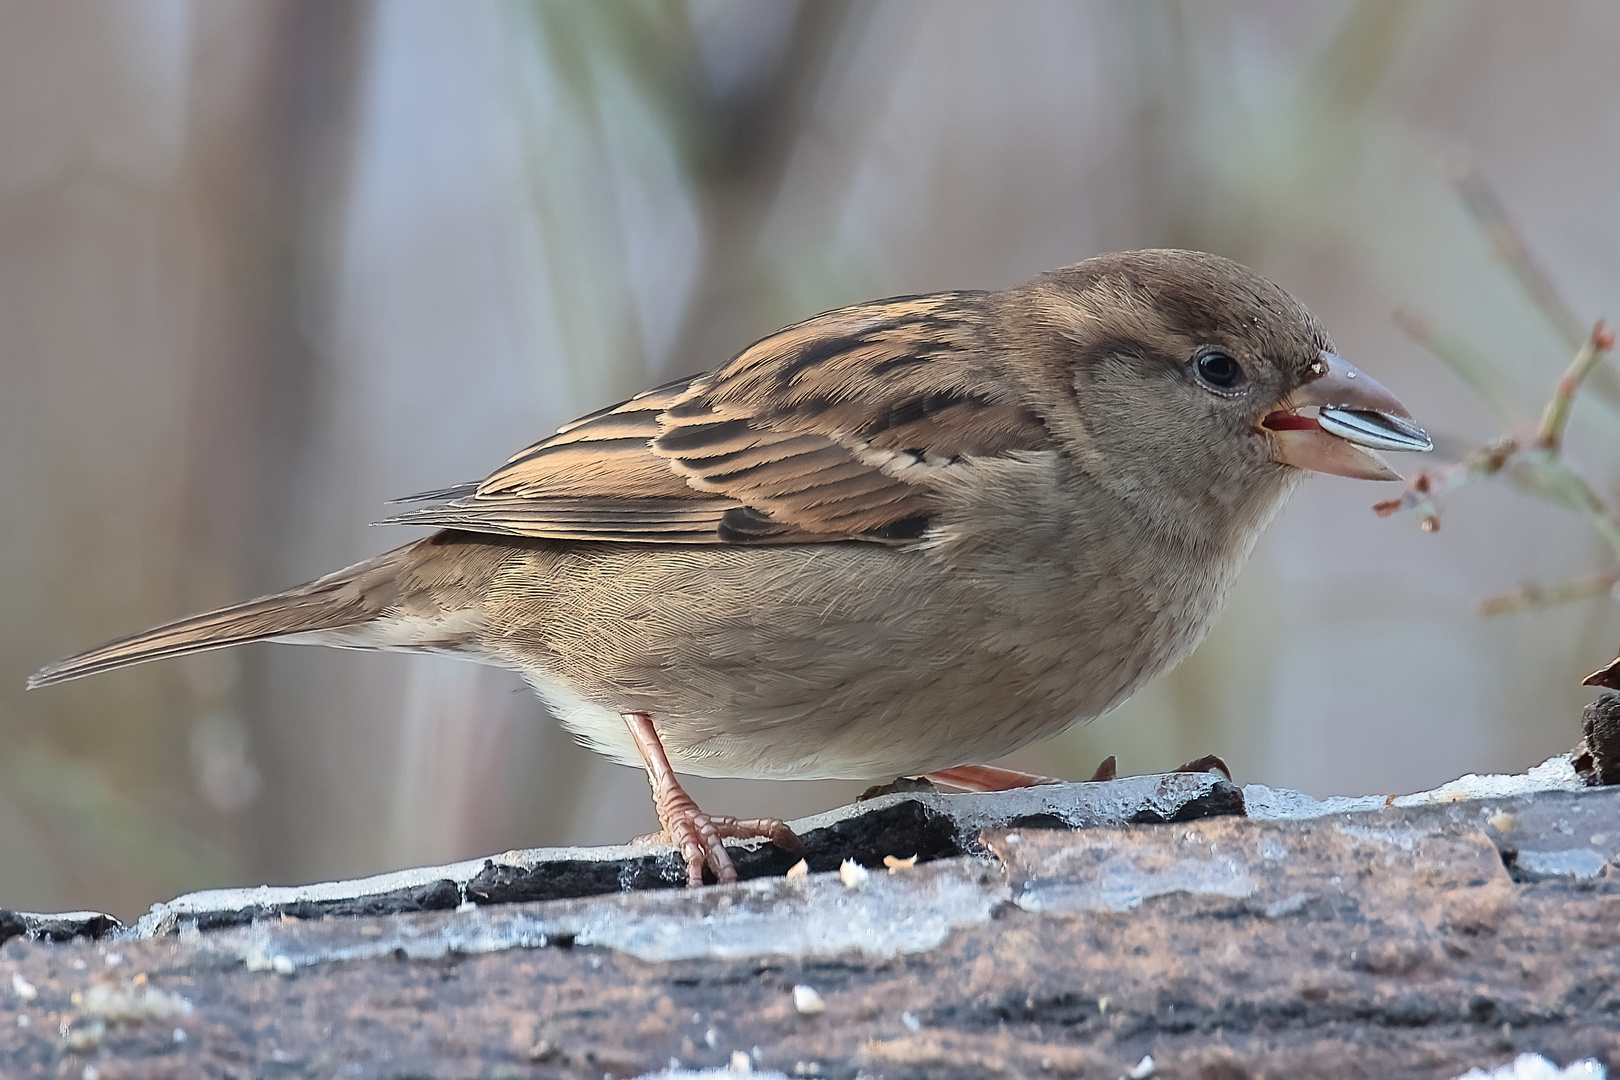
925,764,1065,792
621,712,801,887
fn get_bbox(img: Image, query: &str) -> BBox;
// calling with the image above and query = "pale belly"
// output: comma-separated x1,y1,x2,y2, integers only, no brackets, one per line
483,537,1230,781
521,652,1096,781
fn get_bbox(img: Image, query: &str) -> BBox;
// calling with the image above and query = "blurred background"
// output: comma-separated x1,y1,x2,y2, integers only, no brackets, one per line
4,0,1619,921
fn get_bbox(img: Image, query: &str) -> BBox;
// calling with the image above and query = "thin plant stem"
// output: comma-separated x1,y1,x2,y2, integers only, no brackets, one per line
1481,571,1620,617
1378,323,1620,611
1445,151,1586,350
1445,149,1620,411
1388,158,1620,618
1536,321,1612,451
1393,307,1520,424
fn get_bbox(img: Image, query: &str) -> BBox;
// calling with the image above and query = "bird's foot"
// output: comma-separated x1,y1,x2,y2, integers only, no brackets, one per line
925,764,1065,792
649,800,802,887
621,710,802,887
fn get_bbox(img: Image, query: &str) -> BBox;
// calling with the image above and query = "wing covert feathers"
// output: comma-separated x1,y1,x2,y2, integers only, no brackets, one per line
382,292,1051,544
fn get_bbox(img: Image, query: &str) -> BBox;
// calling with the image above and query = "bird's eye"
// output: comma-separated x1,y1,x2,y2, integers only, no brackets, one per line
1194,350,1244,391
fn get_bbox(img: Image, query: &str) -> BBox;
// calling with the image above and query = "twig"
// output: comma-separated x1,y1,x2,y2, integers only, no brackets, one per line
1445,149,1620,411
1531,453,1620,558
1372,438,1517,532
1378,322,1620,607
1392,307,1520,424
1444,150,1586,350
1536,321,1616,451
1383,159,1620,618
1482,570,1620,617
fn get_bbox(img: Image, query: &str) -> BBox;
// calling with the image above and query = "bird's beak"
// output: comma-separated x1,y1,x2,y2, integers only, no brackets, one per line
1261,352,1432,481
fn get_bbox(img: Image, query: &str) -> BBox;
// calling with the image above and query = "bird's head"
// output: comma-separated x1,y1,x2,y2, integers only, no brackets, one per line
999,249,1430,546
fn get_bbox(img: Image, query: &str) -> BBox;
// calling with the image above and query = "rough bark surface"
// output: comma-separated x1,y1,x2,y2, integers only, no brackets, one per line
2,770,1617,1079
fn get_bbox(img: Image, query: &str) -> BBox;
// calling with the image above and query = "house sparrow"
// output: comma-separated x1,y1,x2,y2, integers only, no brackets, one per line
30,249,1431,886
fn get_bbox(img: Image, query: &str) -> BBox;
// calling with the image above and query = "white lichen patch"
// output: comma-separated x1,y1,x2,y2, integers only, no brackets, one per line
1514,849,1609,879
1016,847,1257,914
1452,1053,1606,1079
1244,755,1586,822
59,980,194,1053
75,981,193,1023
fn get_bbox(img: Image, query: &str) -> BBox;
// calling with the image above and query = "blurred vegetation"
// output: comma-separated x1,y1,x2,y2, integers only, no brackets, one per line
1382,163,1620,614
0,738,234,899
3,1,1618,920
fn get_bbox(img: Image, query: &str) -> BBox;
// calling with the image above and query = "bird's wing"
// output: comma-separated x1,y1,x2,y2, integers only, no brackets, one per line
382,293,1053,544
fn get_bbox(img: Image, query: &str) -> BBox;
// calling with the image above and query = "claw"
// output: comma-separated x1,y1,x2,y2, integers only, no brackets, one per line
661,808,803,886
621,711,802,886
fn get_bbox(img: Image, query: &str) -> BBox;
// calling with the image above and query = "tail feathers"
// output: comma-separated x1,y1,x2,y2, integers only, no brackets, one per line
28,556,399,689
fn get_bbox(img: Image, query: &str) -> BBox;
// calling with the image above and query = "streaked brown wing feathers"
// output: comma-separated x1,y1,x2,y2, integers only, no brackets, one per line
390,495,743,543
384,293,1052,544
479,382,689,499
